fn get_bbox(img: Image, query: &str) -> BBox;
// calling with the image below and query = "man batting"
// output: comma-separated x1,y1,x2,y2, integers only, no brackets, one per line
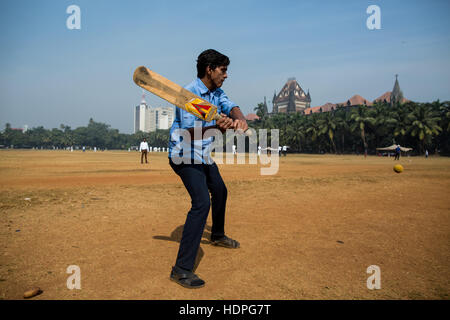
168,49,248,288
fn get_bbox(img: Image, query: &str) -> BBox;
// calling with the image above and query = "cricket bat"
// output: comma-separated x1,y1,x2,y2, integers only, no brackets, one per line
133,66,251,135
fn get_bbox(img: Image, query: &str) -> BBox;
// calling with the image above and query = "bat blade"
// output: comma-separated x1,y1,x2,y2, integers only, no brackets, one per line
133,66,219,122
133,66,251,136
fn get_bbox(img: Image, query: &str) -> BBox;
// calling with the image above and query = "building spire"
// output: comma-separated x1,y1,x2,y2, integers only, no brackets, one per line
263,96,268,114
141,89,146,104
390,74,404,106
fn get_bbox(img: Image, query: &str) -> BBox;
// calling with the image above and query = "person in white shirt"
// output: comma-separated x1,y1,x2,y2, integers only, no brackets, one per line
139,138,149,164
282,145,287,157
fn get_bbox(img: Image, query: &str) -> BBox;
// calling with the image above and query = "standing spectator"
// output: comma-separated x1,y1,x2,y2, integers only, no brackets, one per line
139,138,149,164
394,145,401,161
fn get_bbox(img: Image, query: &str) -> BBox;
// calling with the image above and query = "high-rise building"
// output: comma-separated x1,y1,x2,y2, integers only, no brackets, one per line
134,92,151,133
147,106,174,131
157,107,174,130
134,92,175,133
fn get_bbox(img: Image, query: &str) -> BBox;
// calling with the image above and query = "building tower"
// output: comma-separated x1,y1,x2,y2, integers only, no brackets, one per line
390,74,404,106
263,96,268,114
134,90,151,133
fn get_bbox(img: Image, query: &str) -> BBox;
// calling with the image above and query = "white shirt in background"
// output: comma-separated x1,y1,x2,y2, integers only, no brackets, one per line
139,141,149,151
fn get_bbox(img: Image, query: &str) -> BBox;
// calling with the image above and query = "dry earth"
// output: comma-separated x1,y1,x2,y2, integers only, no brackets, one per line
0,150,449,299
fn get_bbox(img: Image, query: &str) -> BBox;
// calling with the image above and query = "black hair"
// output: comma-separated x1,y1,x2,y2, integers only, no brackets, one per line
196,49,230,78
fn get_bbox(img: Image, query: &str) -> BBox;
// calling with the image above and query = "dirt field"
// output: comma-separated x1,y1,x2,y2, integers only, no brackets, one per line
0,150,449,300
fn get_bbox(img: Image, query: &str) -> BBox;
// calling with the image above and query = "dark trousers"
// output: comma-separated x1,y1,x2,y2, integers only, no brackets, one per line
169,159,227,271
141,150,148,163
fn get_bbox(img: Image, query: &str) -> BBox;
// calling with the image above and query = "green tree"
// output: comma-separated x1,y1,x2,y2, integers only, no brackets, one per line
350,106,375,152
335,108,351,153
408,103,442,154
288,112,306,152
390,102,413,146
306,114,322,153
317,111,338,153
3,123,13,146
254,102,269,128
371,101,393,148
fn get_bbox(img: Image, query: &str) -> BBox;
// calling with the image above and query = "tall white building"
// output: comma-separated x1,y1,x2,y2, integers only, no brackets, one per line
134,93,174,133
134,93,151,133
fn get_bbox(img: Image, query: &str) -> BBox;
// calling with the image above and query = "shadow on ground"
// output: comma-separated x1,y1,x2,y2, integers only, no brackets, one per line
153,225,212,272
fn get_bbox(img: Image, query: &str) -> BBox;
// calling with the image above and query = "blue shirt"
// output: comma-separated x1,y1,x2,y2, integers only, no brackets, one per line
168,78,238,164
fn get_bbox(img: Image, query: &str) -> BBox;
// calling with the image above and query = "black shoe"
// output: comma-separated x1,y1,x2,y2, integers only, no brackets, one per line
170,266,205,289
211,235,240,248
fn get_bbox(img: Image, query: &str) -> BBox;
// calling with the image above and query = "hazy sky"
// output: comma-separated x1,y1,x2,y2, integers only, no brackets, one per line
1,0,449,133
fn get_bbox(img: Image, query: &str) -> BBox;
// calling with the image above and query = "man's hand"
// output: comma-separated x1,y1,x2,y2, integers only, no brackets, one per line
230,107,248,134
216,113,234,133
232,119,248,133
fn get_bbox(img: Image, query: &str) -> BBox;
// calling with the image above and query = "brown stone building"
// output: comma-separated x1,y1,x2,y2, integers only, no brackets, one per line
272,77,311,114
246,74,407,119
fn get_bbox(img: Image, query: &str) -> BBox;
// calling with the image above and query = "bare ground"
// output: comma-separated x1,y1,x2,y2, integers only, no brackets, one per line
0,150,449,299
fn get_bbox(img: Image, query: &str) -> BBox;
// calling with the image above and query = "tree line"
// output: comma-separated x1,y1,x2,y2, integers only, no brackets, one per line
0,118,170,150
1,100,449,155
252,100,450,155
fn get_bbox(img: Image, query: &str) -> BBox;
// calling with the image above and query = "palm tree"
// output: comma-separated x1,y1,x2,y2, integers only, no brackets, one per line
408,103,442,154
436,100,450,132
317,112,338,153
390,102,413,145
268,113,289,146
335,108,351,153
436,101,450,155
350,106,375,152
306,114,321,153
254,102,268,128
371,101,392,148
285,112,305,152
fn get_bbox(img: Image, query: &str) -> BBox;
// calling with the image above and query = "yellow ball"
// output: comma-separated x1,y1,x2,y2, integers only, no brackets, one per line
393,164,404,173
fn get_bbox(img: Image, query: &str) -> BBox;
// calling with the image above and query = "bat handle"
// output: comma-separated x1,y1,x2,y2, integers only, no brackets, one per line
213,114,252,136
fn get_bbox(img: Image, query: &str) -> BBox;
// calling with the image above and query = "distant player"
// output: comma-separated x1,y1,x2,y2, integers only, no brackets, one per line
394,145,401,161
139,138,149,164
